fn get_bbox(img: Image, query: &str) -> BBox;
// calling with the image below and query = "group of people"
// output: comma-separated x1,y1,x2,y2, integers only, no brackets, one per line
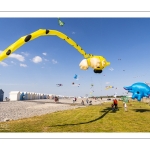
111,98,128,111
80,98,92,105
72,97,92,105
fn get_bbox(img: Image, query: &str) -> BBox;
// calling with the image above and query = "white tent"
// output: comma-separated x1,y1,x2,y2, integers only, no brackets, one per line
9,91,20,101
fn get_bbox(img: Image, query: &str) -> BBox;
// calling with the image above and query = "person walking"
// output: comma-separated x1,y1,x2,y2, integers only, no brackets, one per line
123,102,128,111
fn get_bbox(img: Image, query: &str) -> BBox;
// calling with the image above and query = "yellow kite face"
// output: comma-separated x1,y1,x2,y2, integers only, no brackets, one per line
87,56,110,72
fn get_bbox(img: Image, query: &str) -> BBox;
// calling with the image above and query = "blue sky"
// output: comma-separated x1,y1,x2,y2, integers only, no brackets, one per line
0,18,150,98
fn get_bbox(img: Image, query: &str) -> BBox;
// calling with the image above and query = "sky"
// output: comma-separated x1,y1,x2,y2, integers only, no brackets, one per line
0,18,150,98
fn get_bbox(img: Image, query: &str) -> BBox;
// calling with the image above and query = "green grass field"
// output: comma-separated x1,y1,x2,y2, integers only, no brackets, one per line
1,101,150,132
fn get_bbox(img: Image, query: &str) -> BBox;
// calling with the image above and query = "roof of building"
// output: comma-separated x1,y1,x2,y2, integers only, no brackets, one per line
0,89,4,93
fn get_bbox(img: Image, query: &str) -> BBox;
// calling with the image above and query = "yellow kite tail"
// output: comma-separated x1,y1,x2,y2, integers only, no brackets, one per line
0,29,91,61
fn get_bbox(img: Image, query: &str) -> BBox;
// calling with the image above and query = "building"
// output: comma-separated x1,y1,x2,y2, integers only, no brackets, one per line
9,91,20,101
0,89,4,102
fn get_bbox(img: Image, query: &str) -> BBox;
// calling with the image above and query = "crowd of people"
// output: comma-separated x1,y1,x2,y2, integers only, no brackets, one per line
53,96,128,111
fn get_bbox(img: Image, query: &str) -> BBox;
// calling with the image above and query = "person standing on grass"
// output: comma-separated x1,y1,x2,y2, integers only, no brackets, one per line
75,97,77,101
73,97,75,103
113,99,118,110
81,100,84,105
123,102,128,111
86,98,89,104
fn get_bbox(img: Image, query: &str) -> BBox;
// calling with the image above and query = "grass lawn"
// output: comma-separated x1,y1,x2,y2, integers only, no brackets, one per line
0,101,150,132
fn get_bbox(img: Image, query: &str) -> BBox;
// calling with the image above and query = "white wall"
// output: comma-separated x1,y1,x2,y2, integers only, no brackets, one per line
9,91,20,101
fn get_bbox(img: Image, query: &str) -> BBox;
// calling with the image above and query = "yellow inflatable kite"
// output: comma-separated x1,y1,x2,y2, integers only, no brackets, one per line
0,29,110,73
105,86,114,90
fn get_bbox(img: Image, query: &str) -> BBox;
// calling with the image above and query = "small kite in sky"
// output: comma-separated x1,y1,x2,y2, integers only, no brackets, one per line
90,84,94,89
114,93,117,98
109,67,114,71
74,74,77,79
56,84,63,87
72,82,80,87
105,86,114,90
58,18,65,26
74,74,79,80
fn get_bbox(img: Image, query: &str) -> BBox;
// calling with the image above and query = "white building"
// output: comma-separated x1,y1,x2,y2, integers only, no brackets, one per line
34,93,37,99
24,91,28,100
27,92,31,100
36,93,40,99
9,91,20,101
39,93,43,99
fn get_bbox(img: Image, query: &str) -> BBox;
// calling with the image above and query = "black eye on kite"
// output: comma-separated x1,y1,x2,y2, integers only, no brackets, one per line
137,91,140,94
6,50,11,55
94,69,102,73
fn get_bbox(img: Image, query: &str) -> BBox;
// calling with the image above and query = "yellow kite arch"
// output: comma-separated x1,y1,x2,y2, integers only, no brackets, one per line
0,29,110,73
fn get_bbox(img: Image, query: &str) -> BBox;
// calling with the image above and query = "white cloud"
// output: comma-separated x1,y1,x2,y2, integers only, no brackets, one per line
43,53,47,56
72,32,75,34
20,63,27,67
0,62,8,67
11,61,16,64
9,53,25,62
44,59,49,61
21,52,29,56
32,56,42,63
0,50,25,62
52,59,58,64
105,82,110,84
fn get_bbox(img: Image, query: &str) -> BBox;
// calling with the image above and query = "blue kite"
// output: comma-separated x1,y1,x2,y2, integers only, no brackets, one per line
124,82,150,101
74,74,78,80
